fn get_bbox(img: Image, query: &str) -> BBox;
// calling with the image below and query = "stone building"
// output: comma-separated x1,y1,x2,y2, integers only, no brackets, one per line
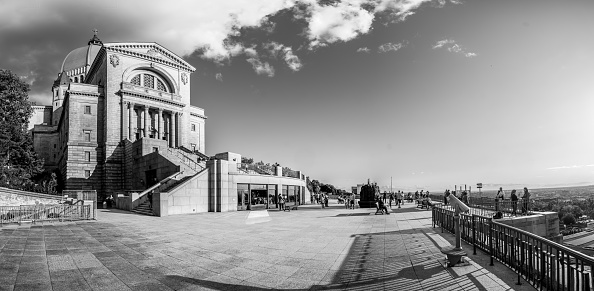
30,32,206,198
29,32,309,215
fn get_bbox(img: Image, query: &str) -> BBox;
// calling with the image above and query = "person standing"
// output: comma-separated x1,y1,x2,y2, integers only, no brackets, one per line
521,187,531,214
497,187,505,200
510,189,518,216
280,195,286,210
389,193,393,208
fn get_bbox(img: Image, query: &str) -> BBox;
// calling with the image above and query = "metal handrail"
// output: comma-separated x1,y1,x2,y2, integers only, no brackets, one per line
433,205,594,290
166,147,204,172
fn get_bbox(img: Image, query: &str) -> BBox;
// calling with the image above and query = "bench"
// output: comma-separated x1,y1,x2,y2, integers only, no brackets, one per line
284,205,298,211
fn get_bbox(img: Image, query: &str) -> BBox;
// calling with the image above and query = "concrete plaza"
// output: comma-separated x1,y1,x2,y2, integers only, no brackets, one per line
0,201,536,290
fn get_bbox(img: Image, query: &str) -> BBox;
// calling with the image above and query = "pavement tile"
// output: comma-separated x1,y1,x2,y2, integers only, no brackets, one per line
0,204,536,291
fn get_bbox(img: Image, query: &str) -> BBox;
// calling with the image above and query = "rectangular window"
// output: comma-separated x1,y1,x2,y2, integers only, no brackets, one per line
84,170,90,178
83,131,91,142
84,105,91,114
190,144,196,152
85,151,91,162
191,124,196,131
153,147,159,153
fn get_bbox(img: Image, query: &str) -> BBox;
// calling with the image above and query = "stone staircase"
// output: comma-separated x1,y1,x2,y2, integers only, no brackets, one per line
132,201,155,216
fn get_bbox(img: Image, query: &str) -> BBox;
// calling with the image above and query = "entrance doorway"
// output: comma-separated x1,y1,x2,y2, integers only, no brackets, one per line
145,170,157,187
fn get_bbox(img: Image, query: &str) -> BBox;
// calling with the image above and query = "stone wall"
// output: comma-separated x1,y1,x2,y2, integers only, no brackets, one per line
496,211,561,243
0,188,62,206
154,169,210,216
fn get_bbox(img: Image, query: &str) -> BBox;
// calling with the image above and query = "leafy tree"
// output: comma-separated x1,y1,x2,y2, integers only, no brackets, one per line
311,179,321,194
241,157,253,164
0,69,44,189
562,213,576,225
320,183,336,195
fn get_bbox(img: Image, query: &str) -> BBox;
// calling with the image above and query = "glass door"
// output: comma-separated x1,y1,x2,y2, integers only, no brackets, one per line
237,184,249,210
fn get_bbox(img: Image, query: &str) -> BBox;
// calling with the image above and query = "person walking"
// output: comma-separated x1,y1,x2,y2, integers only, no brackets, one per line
147,191,153,209
389,193,393,208
510,189,518,216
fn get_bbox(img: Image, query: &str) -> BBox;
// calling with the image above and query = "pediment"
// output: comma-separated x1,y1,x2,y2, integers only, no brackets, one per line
104,43,195,72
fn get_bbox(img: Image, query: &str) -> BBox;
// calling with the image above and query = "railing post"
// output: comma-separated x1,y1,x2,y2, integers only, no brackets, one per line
540,250,546,289
489,218,494,266
516,235,522,285
472,214,477,255
549,253,555,290
584,272,591,291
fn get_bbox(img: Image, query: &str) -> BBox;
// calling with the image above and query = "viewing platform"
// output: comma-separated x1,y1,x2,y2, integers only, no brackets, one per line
0,200,535,290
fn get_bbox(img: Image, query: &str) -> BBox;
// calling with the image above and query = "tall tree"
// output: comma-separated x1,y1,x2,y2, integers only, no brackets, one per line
311,179,321,194
0,69,44,188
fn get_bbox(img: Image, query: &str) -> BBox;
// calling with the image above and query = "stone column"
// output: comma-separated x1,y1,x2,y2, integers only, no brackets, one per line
129,102,135,141
158,109,164,140
144,106,150,138
177,112,183,148
122,101,128,140
171,112,177,147
139,107,144,139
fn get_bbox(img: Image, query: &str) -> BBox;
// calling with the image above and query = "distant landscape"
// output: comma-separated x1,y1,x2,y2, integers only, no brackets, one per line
469,185,594,201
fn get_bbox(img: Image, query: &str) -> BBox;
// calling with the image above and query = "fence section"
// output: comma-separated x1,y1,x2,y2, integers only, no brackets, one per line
432,205,594,291
0,204,94,226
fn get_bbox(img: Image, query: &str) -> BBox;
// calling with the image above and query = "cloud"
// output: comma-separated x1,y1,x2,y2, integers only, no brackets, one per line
432,39,455,49
246,58,275,77
215,73,223,82
265,42,303,72
0,0,461,103
432,39,477,57
546,165,594,170
357,47,371,53
378,41,406,53
305,1,375,48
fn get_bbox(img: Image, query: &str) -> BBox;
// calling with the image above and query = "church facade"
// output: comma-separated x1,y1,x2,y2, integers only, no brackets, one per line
30,33,207,198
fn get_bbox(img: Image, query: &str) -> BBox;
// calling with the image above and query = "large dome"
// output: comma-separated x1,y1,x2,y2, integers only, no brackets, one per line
60,45,101,73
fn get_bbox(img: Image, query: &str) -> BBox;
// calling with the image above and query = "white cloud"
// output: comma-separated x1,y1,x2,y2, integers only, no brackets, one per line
433,39,477,58
282,47,302,72
305,1,374,48
378,41,406,53
247,58,275,77
265,42,303,72
0,0,461,85
546,164,594,170
215,73,223,82
374,0,433,22
433,39,455,49
357,47,371,53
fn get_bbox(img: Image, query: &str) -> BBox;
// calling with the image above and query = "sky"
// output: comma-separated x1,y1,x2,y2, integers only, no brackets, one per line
1,0,594,192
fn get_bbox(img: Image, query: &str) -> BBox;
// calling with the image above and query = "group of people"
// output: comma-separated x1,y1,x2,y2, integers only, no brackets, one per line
496,187,532,215
314,193,329,208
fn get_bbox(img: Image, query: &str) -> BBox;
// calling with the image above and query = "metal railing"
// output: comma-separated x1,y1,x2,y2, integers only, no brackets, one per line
0,204,93,226
282,169,299,179
236,163,275,176
432,205,594,290
430,194,534,217
166,147,205,172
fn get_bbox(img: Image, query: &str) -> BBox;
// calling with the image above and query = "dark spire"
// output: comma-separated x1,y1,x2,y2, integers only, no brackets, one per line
88,28,103,46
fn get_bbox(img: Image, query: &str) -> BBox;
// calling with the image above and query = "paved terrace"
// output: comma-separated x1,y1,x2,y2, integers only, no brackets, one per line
0,201,537,291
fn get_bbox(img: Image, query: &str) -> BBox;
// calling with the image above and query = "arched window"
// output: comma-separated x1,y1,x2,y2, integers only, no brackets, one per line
128,71,170,93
